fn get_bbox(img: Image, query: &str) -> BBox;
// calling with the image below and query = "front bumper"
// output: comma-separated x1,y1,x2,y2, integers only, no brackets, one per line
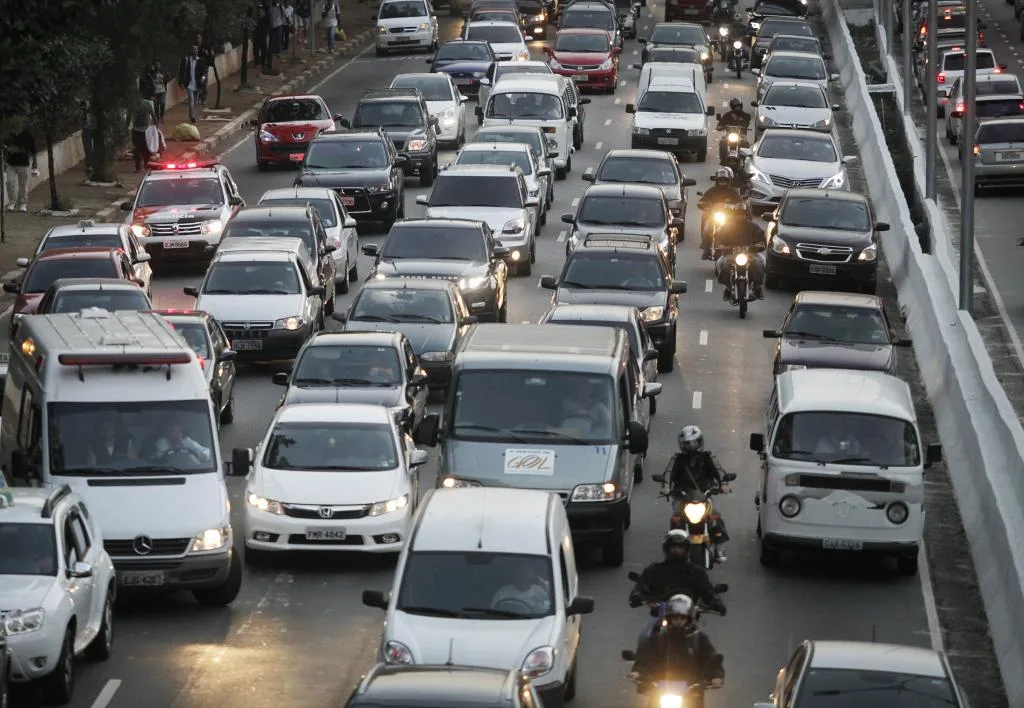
256,139,311,165
435,118,460,142
745,181,790,213
631,133,707,155
766,250,878,288
245,506,412,553
140,236,219,261
338,189,400,222
228,324,315,360
8,629,64,682
459,286,500,320
566,496,630,541
377,30,433,50
763,532,919,558
111,548,233,591
644,318,673,352
553,67,617,90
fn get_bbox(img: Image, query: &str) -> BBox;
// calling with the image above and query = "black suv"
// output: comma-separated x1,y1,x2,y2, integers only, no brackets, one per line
540,233,685,371
351,88,440,187
295,129,408,229
362,218,510,322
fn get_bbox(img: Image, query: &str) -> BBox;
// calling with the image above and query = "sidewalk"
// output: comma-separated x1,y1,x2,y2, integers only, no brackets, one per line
0,3,377,315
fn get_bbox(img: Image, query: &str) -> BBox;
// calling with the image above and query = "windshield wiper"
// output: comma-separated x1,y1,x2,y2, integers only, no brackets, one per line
512,428,590,443
783,330,839,341
461,606,535,619
618,220,658,226
453,424,528,443
828,456,875,465
353,314,401,322
394,313,444,323
398,606,463,618
120,465,196,474
784,449,826,463
202,289,239,294
245,288,294,294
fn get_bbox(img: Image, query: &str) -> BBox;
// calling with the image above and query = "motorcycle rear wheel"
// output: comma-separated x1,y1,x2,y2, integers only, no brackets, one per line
737,279,748,318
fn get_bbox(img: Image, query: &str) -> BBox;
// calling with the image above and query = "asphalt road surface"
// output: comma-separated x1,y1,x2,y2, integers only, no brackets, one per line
11,7,950,708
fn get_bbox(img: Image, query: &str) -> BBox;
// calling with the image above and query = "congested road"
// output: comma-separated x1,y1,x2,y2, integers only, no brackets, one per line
30,7,941,708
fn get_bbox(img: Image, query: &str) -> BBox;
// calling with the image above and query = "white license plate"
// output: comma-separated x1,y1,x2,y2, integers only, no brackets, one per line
341,196,355,206
997,150,1022,161
822,538,863,551
232,340,263,351
684,7,700,12
809,264,837,275
120,571,165,587
454,78,473,85
574,74,589,81
394,37,413,43
657,137,679,146
305,528,347,540
162,240,189,249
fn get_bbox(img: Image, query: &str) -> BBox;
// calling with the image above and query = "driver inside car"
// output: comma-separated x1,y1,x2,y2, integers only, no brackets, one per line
153,418,211,462
491,563,551,614
559,379,613,435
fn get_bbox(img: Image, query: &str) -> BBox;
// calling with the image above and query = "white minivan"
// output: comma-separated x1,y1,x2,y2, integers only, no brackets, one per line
749,369,943,574
362,487,595,706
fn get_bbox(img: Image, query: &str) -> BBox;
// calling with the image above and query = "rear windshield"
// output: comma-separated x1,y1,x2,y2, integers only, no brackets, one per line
487,92,563,119
561,9,615,29
976,99,1024,119
943,52,995,71
24,259,119,293
435,41,492,61
51,290,150,314
758,20,813,38
429,175,523,207
977,122,1024,144
466,24,523,43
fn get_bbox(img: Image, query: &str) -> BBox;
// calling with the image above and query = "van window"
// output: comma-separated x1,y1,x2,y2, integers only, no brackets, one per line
17,387,42,455
558,548,570,602
637,90,703,114
397,552,555,618
488,92,564,120
771,412,921,467
617,373,631,433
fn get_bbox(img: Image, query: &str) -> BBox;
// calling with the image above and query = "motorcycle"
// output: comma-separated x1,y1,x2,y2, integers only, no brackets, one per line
718,126,747,172
695,194,738,261
628,571,728,638
713,25,731,58
617,0,640,38
728,39,749,78
723,246,758,318
620,672,718,708
651,472,736,567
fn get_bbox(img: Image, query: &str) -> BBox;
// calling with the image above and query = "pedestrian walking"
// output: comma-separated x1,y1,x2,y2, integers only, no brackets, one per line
269,1,286,62
3,129,39,212
254,2,270,67
80,99,97,177
323,0,341,53
295,0,311,45
177,45,208,123
197,34,219,106
144,60,169,122
130,93,157,172
283,0,295,50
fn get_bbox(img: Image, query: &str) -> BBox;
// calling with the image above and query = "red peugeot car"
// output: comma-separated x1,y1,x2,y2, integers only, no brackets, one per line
251,94,350,171
543,28,621,93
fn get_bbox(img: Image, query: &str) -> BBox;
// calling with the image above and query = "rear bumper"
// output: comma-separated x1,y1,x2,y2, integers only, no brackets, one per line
974,160,1024,187
256,140,311,164
552,68,617,90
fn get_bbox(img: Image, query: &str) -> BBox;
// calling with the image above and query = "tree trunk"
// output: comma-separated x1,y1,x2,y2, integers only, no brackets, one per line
241,24,251,88
45,129,60,211
90,87,115,184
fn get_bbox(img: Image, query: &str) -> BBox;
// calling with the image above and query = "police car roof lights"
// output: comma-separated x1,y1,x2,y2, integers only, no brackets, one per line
150,158,220,171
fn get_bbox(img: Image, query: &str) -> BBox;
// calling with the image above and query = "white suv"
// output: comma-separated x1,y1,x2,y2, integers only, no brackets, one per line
375,0,439,56
0,486,116,704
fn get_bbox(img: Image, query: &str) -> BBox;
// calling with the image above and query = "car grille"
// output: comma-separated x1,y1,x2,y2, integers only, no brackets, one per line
335,187,372,214
494,53,514,61
562,63,602,71
651,128,690,137
793,474,897,493
104,537,191,556
768,174,823,189
223,321,275,340
795,242,854,263
390,26,419,33
281,504,371,520
149,221,205,236
448,71,477,79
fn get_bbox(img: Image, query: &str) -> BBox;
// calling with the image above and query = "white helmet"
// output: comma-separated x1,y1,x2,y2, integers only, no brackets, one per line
665,593,696,619
678,425,704,453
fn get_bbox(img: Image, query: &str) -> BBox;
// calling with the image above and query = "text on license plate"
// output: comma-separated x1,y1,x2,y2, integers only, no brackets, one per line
684,8,700,13
394,37,412,43
306,528,347,540
120,571,165,587
163,240,189,249
289,152,305,162
657,137,679,146
822,538,863,551
998,151,1022,161
809,264,837,275
454,78,473,85
574,74,589,81
232,340,263,351
341,196,355,206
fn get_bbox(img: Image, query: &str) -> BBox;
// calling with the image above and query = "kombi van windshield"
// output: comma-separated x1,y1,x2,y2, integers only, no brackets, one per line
48,400,217,474
397,551,555,619
452,370,617,445
772,412,921,467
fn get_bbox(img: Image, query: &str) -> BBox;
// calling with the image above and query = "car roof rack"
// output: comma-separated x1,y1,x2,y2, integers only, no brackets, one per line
41,484,73,518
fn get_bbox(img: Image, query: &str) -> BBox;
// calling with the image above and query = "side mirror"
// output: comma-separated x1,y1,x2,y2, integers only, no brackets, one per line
309,285,325,297
706,106,715,116
362,244,380,257
410,368,429,386
670,281,687,294
627,570,641,582
411,448,429,467
229,195,244,206
480,78,491,86
331,311,348,323
763,212,776,222
749,432,764,452
272,372,289,386
415,413,440,446
493,245,509,257
538,167,552,177
540,275,558,289
16,257,29,267
762,329,780,338
475,106,484,117
120,201,133,212
638,38,647,44
642,382,662,398
136,253,152,263
713,583,729,593
631,63,642,69
627,420,648,455
542,46,552,54
829,73,840,82
567,596,595,615
875,221,891,232
463,315,478,325
582,173,595,182
841,155,858,165
683,177,696,187
625,103,635,114
395,154,410,167
832,103,841,111
324,243,338,254
460,95,469,103
613,47,622,55
621,650,637,661
183,286,199,297
651,473,666,483
750,101,758,107
416,194,430,205
925,443,943,468
643,348,659,362
751,67,761,75
231,447,253,475
338,117,351,128
568,107,578,118
132,278,146,287
671,217,685,230
525,197,540,208
344,217,357,228
218,350,238,362
2,282,20,294
362,589,388,610
561,214,575,224
739,148,753,157
69,562,93,579
426,57,434,63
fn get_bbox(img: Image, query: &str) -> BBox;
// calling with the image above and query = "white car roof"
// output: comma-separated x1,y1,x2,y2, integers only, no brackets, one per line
259,187,338,201
44,222,127,237
493,75,565,95
275,403,394,425
775,369,916,420
808,641,947,678
460,141,532,152
413,488,556,554
0,488,75,524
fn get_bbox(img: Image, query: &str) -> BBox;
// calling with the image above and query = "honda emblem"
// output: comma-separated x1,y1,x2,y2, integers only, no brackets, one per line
318,506,334,519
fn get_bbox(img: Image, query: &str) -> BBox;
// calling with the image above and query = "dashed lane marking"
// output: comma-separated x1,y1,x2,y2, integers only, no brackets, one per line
595,141,603,149
604,118,612,126
692,391,703,409
91,680,121,708
614,97,622,105
705,278,714,292
571,197,580,207
557,230,567,242
584,166,594,174
699,330,708,346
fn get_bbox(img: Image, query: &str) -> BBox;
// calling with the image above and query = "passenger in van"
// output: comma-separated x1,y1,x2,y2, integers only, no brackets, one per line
86,415,138,465
491,562,552,614
559,379,613,436
812,428,864,459
153,418,211,462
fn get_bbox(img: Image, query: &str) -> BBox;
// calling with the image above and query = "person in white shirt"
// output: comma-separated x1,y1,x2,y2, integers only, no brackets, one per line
153,419,211,462
491,563,552,614
323,1,341,53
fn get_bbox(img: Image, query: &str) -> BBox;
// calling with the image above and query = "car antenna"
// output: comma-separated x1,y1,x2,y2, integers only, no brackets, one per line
446,638,455,667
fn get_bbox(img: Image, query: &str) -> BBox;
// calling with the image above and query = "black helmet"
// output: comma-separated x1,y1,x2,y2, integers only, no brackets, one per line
662,529,690,554
729,97,742,111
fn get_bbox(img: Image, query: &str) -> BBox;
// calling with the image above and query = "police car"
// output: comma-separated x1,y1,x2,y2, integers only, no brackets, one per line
0,486,116,704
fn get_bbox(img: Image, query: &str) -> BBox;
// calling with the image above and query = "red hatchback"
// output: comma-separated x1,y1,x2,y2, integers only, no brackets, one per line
252,94,350,170
544,29,621,92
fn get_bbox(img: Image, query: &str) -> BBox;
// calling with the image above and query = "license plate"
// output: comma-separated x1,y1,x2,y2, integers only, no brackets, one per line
998,150,1022,161
574,74,589,81
394,37,412,43
809,264,837,275
454,78,473,84
232,340,263,351
120,571,165,587
684,7,700,13
822,538,864,551
305,528,347,540
341,196,355,206
657,137,680,146
289,152,305,162
162,240,189,249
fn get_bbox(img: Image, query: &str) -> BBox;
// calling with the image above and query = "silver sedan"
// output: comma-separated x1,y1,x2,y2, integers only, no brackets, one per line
752,81,840,140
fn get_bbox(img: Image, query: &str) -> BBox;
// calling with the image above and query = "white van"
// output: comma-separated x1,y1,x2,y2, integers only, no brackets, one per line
636,62,707,101
626,76,716,161
749,369,942,574
0,310,242,605
362,487,595,706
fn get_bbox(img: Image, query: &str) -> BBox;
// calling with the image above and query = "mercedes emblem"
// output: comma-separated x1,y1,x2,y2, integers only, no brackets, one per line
318,506,334,519
243,322,251,331
132,535,154,555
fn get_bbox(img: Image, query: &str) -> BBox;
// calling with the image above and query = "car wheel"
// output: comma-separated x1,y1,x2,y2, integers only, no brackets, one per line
220,395,235,425
257,160,270,171
41,628,75,704
338,269,351,294
633,459,643,483
602,523,625,567
348,261,359,282
519,256,532,277
947,125,956,145
84,585,115,661
555,165,567,180
759,538,780,567
697,150,707,162
0,667,8,708
497,300,508,322
540,208,547,226
376,47,387,56
564,661,578,702
193,551,242,606
649,395,657,415
657,340,675,373
419,160,436,187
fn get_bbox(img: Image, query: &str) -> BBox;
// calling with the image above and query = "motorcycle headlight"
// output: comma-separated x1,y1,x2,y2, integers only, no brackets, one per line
259,129,278,143
713,211,727,225
719,25,729,36
820,170,846,189
571,482,620,501
749,166,770,184
369,494,410,516
659,695,684,708
458,275,488,290
858,243,878,262
751,20,762,29
441,476,482,488
599,58,613,70
532,12,546,20
274,316,305,330
191,526,230,553
384,641,414,664
733,40,743,49
131,223,151,237
634,127,651,136
407,138,428,151
4,608,45,635
727,132,739,143
502,217,526,233
701,52,710,61
683,501,710,524
770,236,791,255
247,492,284,515
734,252,749,266
642,306,665,322
201,220,223,235
522,646,554,678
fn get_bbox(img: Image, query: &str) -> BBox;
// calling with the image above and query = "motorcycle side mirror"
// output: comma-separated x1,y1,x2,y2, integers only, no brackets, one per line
621,650,637,661
651,473,666,483
713,583,729,593
627,571,642,582
832,104,841,111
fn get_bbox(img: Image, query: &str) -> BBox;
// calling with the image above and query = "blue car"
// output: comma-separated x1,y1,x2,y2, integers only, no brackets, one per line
427,40,496,97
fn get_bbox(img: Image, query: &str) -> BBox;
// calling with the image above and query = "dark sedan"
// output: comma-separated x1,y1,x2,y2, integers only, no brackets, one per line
583,148,697,224
429,40,497,97
335,278,477,397
763,291,911,374
157,310,239,425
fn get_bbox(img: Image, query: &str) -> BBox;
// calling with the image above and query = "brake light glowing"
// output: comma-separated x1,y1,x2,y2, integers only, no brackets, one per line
58,353,192,366
155,309,198,315
955,102,964,113
973,144,981,156
993,65,1002,74
937,72,945,84
196,355,207,370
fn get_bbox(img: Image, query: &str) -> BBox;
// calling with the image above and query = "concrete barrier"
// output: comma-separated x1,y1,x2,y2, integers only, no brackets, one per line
820,0,1024,703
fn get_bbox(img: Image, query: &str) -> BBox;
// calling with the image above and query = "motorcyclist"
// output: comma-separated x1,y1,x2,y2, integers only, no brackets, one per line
628,594,725,692
696,167,744,260
713,201,766,300
629,530,727,642
716,98,752,162
666,426,736,562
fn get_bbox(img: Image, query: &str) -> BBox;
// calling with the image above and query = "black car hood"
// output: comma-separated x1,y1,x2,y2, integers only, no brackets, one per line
779,338,894,371
344,321,457,354
775,224,872,249
554,287,665,310
750,0,808,18
296,167,391,188
372,258,488,280
433,59,493,73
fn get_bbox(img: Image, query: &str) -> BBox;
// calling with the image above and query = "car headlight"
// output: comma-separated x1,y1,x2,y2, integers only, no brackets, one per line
367,181,392,194
131,223,151,237
812,117,831,128
749,165,770,184
779,494,802,518
441,476,482,488
201,220,223,235
407,138,428,151
4,608,45,635
384,641,414,664
191,526,230,553
571,482,620,501
517,49,530,61
886,502,909,524
693,128,707,136
528,187,539,198
599,58,613,70
858,243,878,262
820,170,846,189
246,492,284,515
633,127,651,136
440,111,457,126
418,22,430,30
275,316,305,330
369,494,410,516
502,217,525,233
683,500,710,524
420,350,454,362
734,252,749,266
549,57,563,69
522,646,554,678
759,114,776,126
458,275,488,290
642,306,665,322
770,236,791,255
258,129,278,143
378,24,388,33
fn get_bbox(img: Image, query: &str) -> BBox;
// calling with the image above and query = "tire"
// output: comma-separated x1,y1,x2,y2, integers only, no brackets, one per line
633,459,643,483
706,72,713,84
257,160,270,171
192,552,242,607
565,154,572,173
759,539,780,567
41,628,75,705
519,257,532,277
497,301,508,322
649,395,657,415
220,395,235,425
349,261,359,282
376,47,387,56
689,542,708,567
947,126,957,145
337,269,351,294
564,661,578,702
896,555,918,576
737,280,748,318
657,342,675,373
861,277,877,295
555,165,567,180
419,160,436,187
573,127,583,150
0,668,8,708
697,150,707,162
603,523,626,567
84,587,114,661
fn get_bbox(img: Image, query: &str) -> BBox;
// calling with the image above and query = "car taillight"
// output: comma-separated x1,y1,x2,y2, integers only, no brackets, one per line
329,236,341,249
973,144,981,156
955,102,964,113
937,72,945,84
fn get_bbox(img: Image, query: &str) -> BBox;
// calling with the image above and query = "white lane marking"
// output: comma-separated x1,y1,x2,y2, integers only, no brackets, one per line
633,49,639,56
604,118,612,126
619,79,627,86
705,278,714,292
614,97,622,105
537,277,545,287
91,680,121,708
692,391,703,409
699,329,708,346
521,320,531,323
571,197,580,207
557,230,568,242
595,141,603,149
919,542,945,652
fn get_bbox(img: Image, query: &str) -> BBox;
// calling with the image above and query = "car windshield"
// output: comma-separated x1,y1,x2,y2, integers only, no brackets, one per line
352,288,455,323
467,24,523,43
755,1,805,16
264,98,325,122
563,253,665,290
794,668,958,707
648,48,702,63
305,140,389,169
650,25,705,45
771,36,819,52
758,134,837,161
975,98,1024,119
381,225,487,260
561,9,615,30
24,258,119,293
457,148,534,174
765,56,826,80
0,523,58,576
637,90,703,114
167,321,212,359
555,33,609,52
764,83,827,107
598,157,676,185
355,101,424,128
785,305,889,344
293,345,403,386
430,175,524,207
487,92,563,119
51,290,150,313
772,412,921,466
136,177,223,207
473,9,517,22
221,219,316,256
977,122,1024,143
258,197,338,227
392,76,453,101
380,0,428,18
436,41,492,60
452,370,617,444
580,196,665,226
477,131,545,159
943,52,994,71
263,422,398,471
781,197,870,230
202,262,301,295
48,400,217,474
398,552,555,619
759,20,813,36
39,233,122,254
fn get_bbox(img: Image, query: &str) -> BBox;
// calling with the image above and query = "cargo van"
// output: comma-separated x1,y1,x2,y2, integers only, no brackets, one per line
636,62,707,101
626,76,715,161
